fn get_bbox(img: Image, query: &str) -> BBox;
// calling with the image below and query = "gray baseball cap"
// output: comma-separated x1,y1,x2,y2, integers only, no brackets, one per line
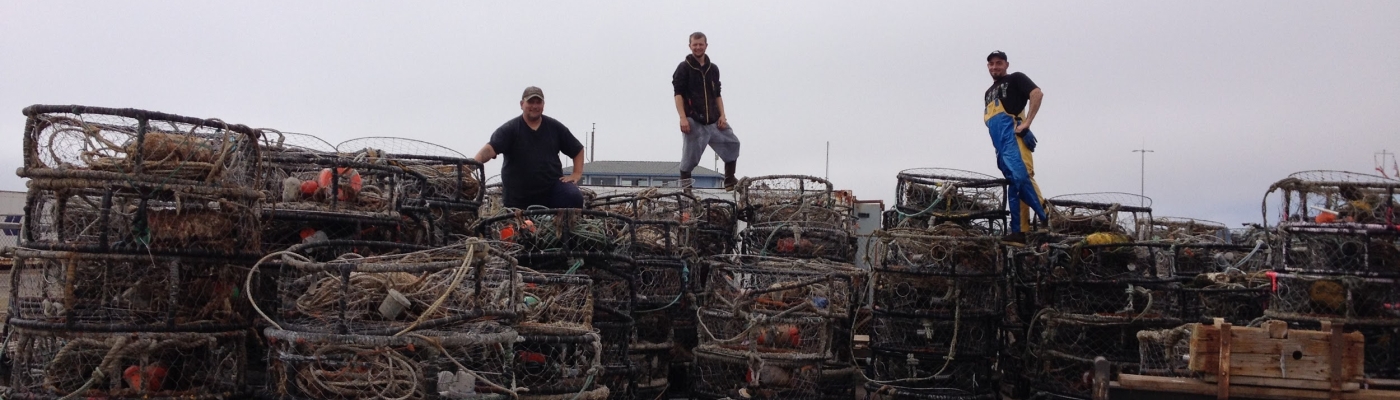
521,86,544,101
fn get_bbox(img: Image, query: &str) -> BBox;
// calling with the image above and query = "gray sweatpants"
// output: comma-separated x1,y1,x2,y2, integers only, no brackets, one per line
680,117,741,173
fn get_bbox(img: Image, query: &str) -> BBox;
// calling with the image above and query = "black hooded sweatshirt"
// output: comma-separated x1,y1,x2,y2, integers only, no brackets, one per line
672,54,723,125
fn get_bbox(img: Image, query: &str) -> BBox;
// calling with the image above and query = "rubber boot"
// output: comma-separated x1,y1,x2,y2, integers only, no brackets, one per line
680,171,693,195
723,161,738,191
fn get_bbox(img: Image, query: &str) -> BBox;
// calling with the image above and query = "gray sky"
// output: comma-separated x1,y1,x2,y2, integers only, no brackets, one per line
2,1,1397,227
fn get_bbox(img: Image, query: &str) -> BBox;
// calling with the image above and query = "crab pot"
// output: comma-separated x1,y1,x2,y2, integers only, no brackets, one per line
1045,193,1154,239
1142,217,1229,242
273,240,518,335
264,325,516,400
741,221,854,262
736,175,836,223
1134,323,1196,378
404,199,482,245
692,346,824,400
261,208,425,252
1050,242,1173,282
597,361,636,400
1265,272,1400,324
818,365,858,400
1042,280,1182,321
999,321,1032,399
870,230,1002,275
697,307,832,357
510,332,607,396
478,209,635,256
864,382,1000,400
22,179,262,257
872,269,1004,315
1267,170,1400,225
869,312,999,357
704,256,857,318
6,327,246,400
630,339,673,395
1178,285,1269,326
1033,314,1181,364
634,257,687,309
883,208,931,230
257,152,414,214
21,104,261,188
632,220,682,258
589,191,698,221
894,167,1009,223
595,316,636,370
634,310,675,347
9,248,250,330
698,198,738,232
867,346,997,395
691,227,736,258
1026,350,1132,400
519,273,596,335
1279,223,1400,277
1171,242,1271,276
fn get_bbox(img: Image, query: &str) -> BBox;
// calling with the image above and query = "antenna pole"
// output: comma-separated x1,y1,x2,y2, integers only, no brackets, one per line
825,141,830,180
589,123,595,162
1133,146,1155,207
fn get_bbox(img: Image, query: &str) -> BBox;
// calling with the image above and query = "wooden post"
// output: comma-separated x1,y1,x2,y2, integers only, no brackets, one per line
1329,320,1344,400
1094,356,1111,400
1219,318,1232,400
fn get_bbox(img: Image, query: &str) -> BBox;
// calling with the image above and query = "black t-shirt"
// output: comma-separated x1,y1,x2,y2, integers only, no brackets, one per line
487,115,584,208
983,72,1039,120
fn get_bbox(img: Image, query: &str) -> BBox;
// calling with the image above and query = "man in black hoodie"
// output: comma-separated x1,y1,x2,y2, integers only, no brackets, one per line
673,31,740,190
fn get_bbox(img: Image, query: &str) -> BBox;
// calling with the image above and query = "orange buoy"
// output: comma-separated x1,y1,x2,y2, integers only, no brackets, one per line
317,168,363,201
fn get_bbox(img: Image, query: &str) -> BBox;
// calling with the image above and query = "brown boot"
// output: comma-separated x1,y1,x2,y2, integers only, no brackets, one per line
723,161,738,191
679,171,693,195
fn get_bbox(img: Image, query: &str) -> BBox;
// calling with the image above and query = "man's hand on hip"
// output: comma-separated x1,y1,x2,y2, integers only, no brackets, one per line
1014,121,1031,136
560,174,582,184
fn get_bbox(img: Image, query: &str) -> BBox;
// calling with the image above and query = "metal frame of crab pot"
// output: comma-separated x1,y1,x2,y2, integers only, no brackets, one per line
734,175,836,224
1274,222,1400,277
588,191,699,222
377,153,486,244
1044,194,1155,240
889,169,1010,234
475,208,637,257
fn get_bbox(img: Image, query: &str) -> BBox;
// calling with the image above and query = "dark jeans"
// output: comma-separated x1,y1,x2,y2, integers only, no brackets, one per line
507,180,584,209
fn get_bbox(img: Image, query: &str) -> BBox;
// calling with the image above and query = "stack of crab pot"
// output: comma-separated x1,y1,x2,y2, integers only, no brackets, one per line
1260,170,1400,379
1013,192,1182,400
671,196,740,396
864,168,1009,400
7,105,263,399
257,239,529,400
478,208,636,399
689,175,863,400
336,137,486,244
588,189,696,399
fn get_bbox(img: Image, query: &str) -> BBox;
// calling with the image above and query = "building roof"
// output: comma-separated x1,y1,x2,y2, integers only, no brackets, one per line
567,161,723,177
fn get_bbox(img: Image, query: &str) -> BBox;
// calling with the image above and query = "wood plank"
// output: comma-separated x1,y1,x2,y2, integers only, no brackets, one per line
1202,375,1362,391
1190,320,1365,380
1118,374,1400,400
1220,320,1231,400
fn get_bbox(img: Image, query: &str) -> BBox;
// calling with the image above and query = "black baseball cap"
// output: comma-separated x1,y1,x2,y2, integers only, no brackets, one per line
987,51,1008,62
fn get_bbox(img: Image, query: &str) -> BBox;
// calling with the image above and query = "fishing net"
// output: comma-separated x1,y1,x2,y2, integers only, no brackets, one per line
1046,242,1174,282
704,256,858,319
518,273,595,335
696,307,832,357
21,179,262,257
1179,271,1270,325
1277,223,1400,277
691,347,824,400
20,105,261,189
339,138,486,241
1045,193,1153,238
1265,273,1400,325
889,168,1008,230
1134,323,1195,378
1142,217,1228,242
735,175,835,224
632,220,683,258
866,347,997,396
741,221,853,262
268,239,518,335
634,257,687,310
260,209,425,253
870,271,1003,316
9,249,249,331
478,209,634,256
1170,242,1271,276
264,324,517,400
257,130,337,154
1040,280,1182,320
866,225,1002,276
6,327,247,399
511,332,608,399
1263,170,1399,225
869,312,999,357
698,199,738,232
588,190,698,222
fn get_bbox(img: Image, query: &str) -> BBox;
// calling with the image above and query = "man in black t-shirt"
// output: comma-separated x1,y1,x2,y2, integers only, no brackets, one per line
473,86,586,209
983,51,1047,245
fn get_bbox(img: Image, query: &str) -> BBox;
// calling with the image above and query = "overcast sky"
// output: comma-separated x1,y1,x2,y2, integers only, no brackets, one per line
2,1,1397,227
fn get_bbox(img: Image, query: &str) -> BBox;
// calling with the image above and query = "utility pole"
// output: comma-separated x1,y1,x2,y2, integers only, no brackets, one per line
825,141,830,181
1376,149,1396,179
1133,146,1155,207
589,123,595,162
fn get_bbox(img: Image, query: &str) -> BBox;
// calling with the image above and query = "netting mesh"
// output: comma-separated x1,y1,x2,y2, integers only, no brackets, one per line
1265,273,1400,324
869,313,998,357
632,220,682,258
692,347,823,400
888,168,1008,232
866,347,996,395
589,190,698,222
1041,280,1182,320
10,249,249,330
21,105,261,189
1134,323,1195,378
866,226,1002,276
634,257,686,309
1265,170,1399,225
1179,271,1270,325
741,222,853,261
270,239,518,335
736,175,835,223
1278,224,1400,276
871,272,1003,316
264,325,517,400
7,327,247,399
478,209,634,255
22,181,262,256
519,273,595,335
1046,192,1153,238
703,257,856,319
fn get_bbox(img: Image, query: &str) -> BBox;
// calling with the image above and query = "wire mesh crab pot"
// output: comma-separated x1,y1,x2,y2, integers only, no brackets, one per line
478,209,634,256
691,227,735,258
9,248,249,331
337,137,485,204
1265,272,1400,325
270,240,518,335
698,198,739,231
20,104,261,189
1141,216,1229,242
1134,323,1196,378
1046,241,1175,282
631,220,682,258
1264,170,1399,226
1041,280,1183,320
1170,241,1272,276
260,209,427,253
1178,270,1271,325
21,178,262,257
696,307,833,357
1026,349,1134,400
629,319,673,397
1032,313,1181,367
892,168,1008,224
634,257,687,310
741,221,853,262
257,151,411,214
871,271,1004,316
691,346,824,400
264,324,517,400
864,382,999,400
736,175,835,223
1045,193,1153,239
866,346,998,396
594,313,635,368
817,365,858,400
1277,223,1400,277
518,272,595,335
704,256,857,320
6,327,247,400
869,227,1003,276
513,332,608,399
869,312,999,357
589,190,698,222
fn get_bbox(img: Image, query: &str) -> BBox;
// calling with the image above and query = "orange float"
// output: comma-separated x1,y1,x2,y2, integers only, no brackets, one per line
317,167,363,201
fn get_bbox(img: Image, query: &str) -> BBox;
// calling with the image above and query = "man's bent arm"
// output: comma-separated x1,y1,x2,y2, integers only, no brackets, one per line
563,150,586,183
1020,88,1043,131
474,144,497,164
